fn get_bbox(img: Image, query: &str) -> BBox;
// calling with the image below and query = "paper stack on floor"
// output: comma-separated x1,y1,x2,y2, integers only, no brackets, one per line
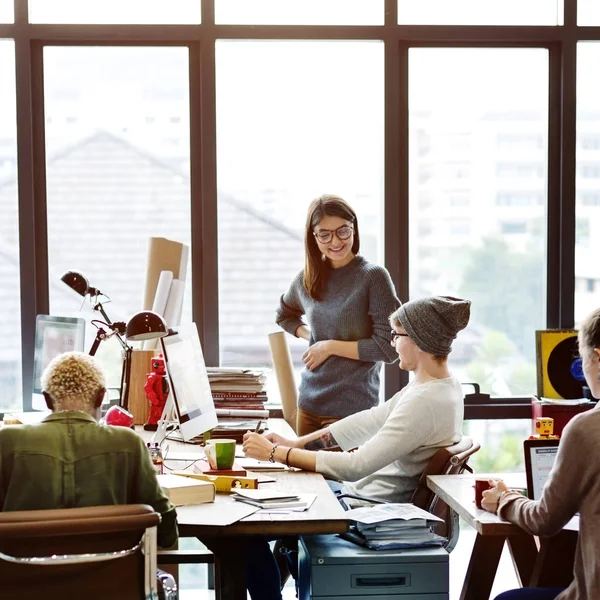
342,503,446,550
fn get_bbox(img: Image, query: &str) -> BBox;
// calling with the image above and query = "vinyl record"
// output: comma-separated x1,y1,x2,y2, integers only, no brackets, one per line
547,336,585,399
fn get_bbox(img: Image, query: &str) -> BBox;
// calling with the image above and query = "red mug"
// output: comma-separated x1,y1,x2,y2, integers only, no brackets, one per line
475,479,492,509
105,405,135,428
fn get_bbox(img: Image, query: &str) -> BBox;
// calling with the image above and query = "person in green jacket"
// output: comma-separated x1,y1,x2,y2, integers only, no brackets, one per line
0,351,177,549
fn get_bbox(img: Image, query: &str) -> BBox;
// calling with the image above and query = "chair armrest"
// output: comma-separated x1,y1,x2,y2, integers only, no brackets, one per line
157,568,178,600
157,549,214,564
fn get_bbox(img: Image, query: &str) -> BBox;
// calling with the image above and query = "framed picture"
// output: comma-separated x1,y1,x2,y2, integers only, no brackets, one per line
535,329,583,399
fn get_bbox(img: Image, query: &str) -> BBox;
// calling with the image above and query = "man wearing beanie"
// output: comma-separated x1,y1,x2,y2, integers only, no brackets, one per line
242,296,470,599
245,295,470,503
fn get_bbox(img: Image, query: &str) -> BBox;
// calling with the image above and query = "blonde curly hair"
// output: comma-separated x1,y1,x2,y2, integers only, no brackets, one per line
41,352,106,412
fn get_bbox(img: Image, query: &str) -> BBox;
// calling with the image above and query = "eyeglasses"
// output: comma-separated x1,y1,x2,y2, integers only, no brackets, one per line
313,225,353,244
391,331,410,342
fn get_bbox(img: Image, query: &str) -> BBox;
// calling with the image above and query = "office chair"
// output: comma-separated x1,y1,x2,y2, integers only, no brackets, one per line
338,436,480,552
0,504,177,600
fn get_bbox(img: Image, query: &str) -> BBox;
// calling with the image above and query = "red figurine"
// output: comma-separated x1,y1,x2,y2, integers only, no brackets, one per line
143,354,169,431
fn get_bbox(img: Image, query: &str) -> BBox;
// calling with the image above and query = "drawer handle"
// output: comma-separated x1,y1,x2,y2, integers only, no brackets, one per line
353,574,409,587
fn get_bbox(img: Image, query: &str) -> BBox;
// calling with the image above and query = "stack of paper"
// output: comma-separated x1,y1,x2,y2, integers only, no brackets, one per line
342,504,446,550
206,368,270,439
231,489,316,511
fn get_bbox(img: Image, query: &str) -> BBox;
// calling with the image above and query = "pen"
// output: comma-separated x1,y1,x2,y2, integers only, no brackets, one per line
254,420,263,433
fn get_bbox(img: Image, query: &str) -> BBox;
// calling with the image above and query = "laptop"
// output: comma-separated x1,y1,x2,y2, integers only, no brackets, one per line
523,438,560,500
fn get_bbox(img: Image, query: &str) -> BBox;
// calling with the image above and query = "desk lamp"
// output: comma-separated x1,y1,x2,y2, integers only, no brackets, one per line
61,271,169,410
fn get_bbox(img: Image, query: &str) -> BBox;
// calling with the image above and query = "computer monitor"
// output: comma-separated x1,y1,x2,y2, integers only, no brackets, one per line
158,322,218,441
32,315,86,404
524,438,560,501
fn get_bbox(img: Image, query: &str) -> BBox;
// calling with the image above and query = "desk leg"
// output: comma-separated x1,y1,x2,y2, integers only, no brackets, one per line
460,534,505,600
202,537,249,600
530,530,577,588
506,534,538,587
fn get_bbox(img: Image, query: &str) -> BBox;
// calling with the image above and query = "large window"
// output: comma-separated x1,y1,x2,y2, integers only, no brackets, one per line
579,0,600,24
398,0,560,25
216,0,383,24
0,0,12,22
216,41,384,369
0,40,20,411
28,1,200,24
44,46,192,381
409,49,548,397
575,43,600,325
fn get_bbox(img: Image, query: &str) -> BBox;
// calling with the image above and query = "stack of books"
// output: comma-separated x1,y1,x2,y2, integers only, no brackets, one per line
341,504,446,550
207,368,269,440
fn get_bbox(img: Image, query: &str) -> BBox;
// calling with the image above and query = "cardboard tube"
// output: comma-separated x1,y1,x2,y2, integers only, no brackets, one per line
268,331,298,433
128,349,157,425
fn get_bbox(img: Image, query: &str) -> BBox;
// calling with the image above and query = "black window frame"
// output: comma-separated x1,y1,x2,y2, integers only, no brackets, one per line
0,0,587,418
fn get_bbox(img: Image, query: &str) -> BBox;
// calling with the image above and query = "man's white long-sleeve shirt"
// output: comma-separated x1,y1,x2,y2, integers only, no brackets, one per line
315,376,464,503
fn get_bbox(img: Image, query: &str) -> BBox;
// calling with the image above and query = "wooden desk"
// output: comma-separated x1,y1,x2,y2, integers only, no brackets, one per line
427,473,577,600
145,421,348,600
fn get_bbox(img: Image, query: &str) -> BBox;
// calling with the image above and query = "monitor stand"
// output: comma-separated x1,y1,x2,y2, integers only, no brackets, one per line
151,392,179,444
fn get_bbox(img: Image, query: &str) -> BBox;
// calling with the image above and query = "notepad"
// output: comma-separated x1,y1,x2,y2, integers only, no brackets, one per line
231,489,316,510
237,457,288,471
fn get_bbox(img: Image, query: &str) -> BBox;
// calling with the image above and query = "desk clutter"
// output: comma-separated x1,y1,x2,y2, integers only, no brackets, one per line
202,367,270,442
341,504,446,550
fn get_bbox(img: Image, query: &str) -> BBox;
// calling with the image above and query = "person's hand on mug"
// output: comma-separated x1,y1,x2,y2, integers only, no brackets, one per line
481,479,510,514
302,340,332,371
242,432,276,461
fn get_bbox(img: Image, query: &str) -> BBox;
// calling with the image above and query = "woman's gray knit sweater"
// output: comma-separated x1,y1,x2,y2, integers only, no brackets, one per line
276,255,400,418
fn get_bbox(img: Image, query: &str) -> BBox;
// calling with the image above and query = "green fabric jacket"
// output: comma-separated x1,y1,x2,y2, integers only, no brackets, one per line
0,411,177,548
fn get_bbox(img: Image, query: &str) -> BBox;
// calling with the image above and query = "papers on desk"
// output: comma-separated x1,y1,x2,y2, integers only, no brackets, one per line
232,489,316,511
2,411,50,425
236,457,288,471
175,495,260,526
342,503,445,550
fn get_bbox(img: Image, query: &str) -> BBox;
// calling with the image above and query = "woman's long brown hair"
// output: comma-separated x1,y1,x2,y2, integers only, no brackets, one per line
303,194,360,300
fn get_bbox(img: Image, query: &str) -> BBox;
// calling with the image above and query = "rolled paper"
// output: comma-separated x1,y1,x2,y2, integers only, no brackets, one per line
144,270,174,350
163,279,186,328
268,331,299,433
152,270,174,317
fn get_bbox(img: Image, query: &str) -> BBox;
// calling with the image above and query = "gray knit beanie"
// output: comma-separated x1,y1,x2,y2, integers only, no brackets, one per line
393,296,471,356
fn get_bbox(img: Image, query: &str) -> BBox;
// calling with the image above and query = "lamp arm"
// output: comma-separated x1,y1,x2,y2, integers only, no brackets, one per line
88,328,108,357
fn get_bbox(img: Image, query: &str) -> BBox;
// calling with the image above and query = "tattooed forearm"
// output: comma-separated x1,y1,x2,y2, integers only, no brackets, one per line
304,432,339,451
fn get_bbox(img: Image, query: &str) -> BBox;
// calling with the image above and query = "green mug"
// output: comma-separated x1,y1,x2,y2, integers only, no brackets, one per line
204,439,236,470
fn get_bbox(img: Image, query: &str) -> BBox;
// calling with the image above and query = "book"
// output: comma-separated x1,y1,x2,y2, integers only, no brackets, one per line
236,457,288,471
194,460,247,477
216,409,269,418
156,474,215,505
212,392,268,399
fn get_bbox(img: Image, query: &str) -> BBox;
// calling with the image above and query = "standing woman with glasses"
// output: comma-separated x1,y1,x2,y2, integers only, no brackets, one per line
276,194,400,436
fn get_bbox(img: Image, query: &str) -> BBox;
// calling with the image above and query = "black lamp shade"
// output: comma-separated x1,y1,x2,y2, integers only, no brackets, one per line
61,271,90,297
126,311,168,341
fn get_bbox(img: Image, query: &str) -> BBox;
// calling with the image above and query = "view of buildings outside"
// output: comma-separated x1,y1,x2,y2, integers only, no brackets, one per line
0,9,598,474
0,40,19,409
